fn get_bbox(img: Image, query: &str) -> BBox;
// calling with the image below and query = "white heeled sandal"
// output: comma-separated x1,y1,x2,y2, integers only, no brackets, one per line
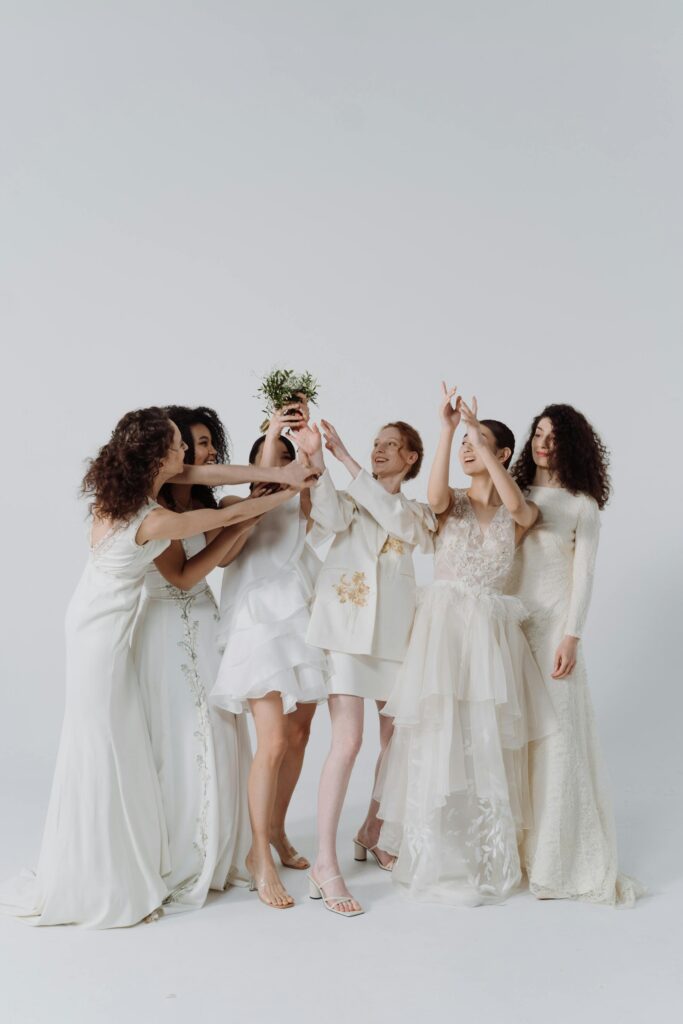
353,838,395,872
308,874,364,917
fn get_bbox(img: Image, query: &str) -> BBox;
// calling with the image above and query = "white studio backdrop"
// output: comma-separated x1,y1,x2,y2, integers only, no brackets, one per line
0,0,681,922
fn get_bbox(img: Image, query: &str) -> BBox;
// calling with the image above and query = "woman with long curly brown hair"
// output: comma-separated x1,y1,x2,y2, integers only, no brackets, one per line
508,403,643,905
0,408,315,929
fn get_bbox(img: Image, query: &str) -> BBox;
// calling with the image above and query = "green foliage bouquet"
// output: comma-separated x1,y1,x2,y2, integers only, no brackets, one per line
257,368,320,432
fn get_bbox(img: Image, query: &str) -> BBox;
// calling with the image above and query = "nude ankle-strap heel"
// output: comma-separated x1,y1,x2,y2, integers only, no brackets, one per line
353,840,368,862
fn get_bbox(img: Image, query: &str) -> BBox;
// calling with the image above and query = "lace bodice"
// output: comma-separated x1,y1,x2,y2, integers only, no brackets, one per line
434,489,515,594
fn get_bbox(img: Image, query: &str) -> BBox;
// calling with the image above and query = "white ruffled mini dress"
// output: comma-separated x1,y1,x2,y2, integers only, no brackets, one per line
211,496,329,715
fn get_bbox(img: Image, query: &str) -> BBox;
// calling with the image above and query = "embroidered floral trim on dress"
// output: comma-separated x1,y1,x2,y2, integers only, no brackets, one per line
162,583,216,902
334,571,370,607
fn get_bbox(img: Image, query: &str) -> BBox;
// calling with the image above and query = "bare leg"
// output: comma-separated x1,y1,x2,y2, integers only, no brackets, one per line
270,702,317,869
311,694,364,914
355,701,395,868
245,693,294,908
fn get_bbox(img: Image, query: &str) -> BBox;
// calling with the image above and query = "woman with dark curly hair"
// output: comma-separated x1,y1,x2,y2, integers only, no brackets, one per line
0,408,315,929
133,405,265,912
508,404,643,905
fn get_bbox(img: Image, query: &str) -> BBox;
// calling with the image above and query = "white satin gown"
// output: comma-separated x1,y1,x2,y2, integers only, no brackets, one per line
0,502,171,928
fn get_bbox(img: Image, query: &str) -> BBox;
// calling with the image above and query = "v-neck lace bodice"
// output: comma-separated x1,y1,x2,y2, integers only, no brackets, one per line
433,489,515,593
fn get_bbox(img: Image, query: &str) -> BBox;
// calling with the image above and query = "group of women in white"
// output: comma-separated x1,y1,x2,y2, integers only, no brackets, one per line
0,382,643,926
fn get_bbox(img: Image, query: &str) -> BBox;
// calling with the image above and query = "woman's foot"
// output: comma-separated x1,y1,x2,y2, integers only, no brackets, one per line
246,850,295,909
354,827,396,870
310,863,362,915
142,907,164,924
270,830,310,870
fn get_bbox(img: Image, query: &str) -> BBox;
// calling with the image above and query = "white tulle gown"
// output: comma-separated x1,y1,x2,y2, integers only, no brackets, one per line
0,502,171,928
132,533,252,909
212,496,329,714
507,486,644,905
377,490,557,906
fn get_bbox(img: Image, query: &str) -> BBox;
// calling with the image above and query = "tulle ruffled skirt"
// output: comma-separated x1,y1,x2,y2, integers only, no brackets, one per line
377,581,557,906
212,565,329,715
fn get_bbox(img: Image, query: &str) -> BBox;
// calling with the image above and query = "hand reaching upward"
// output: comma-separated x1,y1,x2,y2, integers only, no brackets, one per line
459,397,482,447
439,381,462,431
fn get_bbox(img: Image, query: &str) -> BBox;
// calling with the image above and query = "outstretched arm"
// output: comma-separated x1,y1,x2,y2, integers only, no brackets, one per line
169,461,318,489
428,382,461,514
153,516,262,590
137,486,298,544
318,420,362,479
460,397,538,530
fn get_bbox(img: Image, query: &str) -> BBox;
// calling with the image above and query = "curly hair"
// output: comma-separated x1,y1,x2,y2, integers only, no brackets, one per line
82,408,174,521
160,405,231,510
511,404,611,509
381,421,424,481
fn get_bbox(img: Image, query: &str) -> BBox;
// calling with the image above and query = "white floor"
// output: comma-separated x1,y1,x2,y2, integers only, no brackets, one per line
1,722,681,1024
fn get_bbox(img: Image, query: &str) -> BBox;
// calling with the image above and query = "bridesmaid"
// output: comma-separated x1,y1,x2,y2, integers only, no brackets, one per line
132,405,262,909
296,417,436,916
0,408,313,928
508,403,643,905
211,404,329,910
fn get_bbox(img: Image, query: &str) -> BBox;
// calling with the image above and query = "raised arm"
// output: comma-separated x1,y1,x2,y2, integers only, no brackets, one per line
319,419,362,479
136,486,298,544
460,398,538,531
153,517,261,591
261,405,309,467
428,382,462,514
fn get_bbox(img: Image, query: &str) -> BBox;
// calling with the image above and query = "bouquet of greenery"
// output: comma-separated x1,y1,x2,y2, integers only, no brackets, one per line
256,368,320,432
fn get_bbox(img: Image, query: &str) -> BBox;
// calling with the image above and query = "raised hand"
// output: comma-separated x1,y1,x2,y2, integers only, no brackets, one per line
293,422,323,458
320,419,351,463
267,405,307,438
459,396,482,447
439,381,462,431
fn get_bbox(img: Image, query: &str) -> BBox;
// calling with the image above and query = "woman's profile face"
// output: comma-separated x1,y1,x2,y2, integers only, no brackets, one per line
189,423,217,466
165,421,189,475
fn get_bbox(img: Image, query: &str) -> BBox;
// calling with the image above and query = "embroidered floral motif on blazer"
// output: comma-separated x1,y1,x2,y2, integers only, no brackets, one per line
334,571,370,607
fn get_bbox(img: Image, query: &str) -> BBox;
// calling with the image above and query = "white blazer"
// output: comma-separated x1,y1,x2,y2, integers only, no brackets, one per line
306,469,436,660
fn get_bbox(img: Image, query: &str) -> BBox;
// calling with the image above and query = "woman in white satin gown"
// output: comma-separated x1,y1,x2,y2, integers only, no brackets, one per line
212,406,329,910
0,409,306,929
377,389,557,906
132,406,266,909
508,404,644,905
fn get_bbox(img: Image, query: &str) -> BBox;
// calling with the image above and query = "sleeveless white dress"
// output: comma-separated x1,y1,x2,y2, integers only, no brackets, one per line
212,496,329,714
377,490,557,906
132,533,252,909
0,502,171,928
506,487,644,905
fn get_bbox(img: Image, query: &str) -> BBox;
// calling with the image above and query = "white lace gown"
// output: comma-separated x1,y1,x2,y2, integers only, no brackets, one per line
212,496,329,714
506,486,643,905
0,503,171,928
377,490,557,906
131,533,252,909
